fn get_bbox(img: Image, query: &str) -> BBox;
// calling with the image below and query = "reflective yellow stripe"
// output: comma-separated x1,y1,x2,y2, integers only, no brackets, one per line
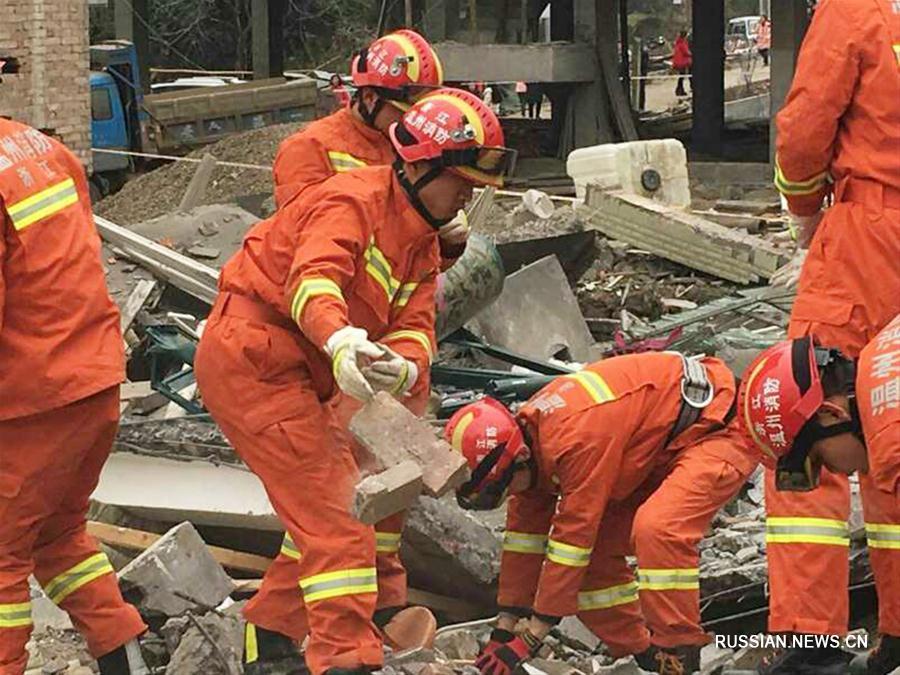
449,411,475,452
773,161,828,197
290,277,344,324
43,553,114,605
567,371,616,404
281,533,301,560
866,522,900,550
0,602,31,629
578,581,639,611
244,623,259,663
299,567,378,604
327,150,367,173
893,44,900,66
503,531,548,555
546,539,592,567
364,238,401,301
395,282,418,308
375,532,401,554
382,330,434,364
637,568,699,591
6,177,79,231
765,516,850,547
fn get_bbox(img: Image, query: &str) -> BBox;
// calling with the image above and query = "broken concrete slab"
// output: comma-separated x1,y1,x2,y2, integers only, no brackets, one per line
118,522,235,619
468,255,596,363
186,245,221,260
350,393,469,499
556,616,600,652
433,627,481,660
354,461,424,525
164,612,242,675
177,153,217,212
579,188,791,284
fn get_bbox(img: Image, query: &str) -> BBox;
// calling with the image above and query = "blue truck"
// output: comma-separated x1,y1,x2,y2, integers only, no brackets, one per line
89,40,317,197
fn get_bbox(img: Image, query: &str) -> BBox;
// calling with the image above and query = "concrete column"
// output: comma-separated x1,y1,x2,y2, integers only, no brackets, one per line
569,0,608,148
252,0,286,79
422,0,448,40
690,0,725,157
769,0,810,161
550,0,574,41
114,0,150,93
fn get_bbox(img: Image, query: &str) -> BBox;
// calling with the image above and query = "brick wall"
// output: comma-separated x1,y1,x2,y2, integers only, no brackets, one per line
0,0,91,167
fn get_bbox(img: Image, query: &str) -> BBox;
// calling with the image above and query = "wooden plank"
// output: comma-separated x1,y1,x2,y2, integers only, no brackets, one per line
119,279,158,335
87,521,272,575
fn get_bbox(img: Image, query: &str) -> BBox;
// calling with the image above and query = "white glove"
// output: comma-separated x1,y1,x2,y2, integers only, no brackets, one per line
325,326,385,402
438,209,469,247
362,345,418,397
769,249,807,289
788,211,823,249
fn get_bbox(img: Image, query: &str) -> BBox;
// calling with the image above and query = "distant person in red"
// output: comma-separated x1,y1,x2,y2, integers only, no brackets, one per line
329,73,350,109
672,30,692,97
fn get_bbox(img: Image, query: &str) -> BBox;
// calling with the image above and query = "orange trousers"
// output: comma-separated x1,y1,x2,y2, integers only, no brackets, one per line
767,199,900,635
196,313,407,674
0,387,146,675
576,427,754,655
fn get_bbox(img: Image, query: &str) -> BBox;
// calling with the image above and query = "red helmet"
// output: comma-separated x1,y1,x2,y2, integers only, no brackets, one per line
738,337,857,491
351,29,443,107
389,87,515,187
444,397,529,509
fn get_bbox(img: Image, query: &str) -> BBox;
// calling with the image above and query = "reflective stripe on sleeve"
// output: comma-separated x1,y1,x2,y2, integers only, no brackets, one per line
382,330,434,364
0,602,31,629
244,623,260,664
773,161,828,197
43,553,115,605
395,282,418,308
637,568,699,591
328,151,367,173
7,177,79,231
281,533,301,560
546,539,592,567
577,581,639,611
502,531,548,555
364,239,401,301
566,371,616,404
765,516,850,547
866,522,900,550
290,277,345,324
299,567,378,604
375,532,401,554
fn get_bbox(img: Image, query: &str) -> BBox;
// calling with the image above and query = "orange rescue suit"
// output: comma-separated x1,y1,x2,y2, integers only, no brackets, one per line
194,165,439,674
273,107,465,265
498,353,759,654
768,0,900,636
856,314,900,637
0,118,146,673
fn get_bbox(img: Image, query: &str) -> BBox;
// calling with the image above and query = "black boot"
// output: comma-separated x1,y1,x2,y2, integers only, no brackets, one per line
849,634,900,675
634,645,701,674
97,639,149,675
757,643,853,674
243,623,308,675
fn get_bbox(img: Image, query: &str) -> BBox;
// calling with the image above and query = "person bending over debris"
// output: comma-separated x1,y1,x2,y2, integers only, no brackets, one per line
738,321,900,675
445,351,761,675
194,88,514,675
272,30,469,269
0,112,149,670
765,2,900,671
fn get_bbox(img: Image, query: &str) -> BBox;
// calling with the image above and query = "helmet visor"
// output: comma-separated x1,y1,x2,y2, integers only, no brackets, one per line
443,146,518,186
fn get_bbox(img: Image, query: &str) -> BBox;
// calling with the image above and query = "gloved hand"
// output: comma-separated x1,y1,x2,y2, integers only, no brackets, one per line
362,344,418,397
788,210,823,249
325,326,385,401
439,209,470,248
769,249,807,289
476,629,538,675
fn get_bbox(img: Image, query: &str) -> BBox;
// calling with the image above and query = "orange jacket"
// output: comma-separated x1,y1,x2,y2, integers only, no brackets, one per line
857,313,900,495
774,0,900,215
0,118,124,421
273,107,395,209
217,165,439,430
497,353,758,618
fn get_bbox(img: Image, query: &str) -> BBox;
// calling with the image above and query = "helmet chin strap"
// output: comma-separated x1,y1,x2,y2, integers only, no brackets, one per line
356,91,385,128
393,159,452,230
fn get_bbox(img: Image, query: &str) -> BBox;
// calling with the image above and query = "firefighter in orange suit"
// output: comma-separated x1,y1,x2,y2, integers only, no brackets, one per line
194,88,515,675
738,321,900,674
273,30,469,268
444,352,761,675
766,1,900,670
0,116,148,672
